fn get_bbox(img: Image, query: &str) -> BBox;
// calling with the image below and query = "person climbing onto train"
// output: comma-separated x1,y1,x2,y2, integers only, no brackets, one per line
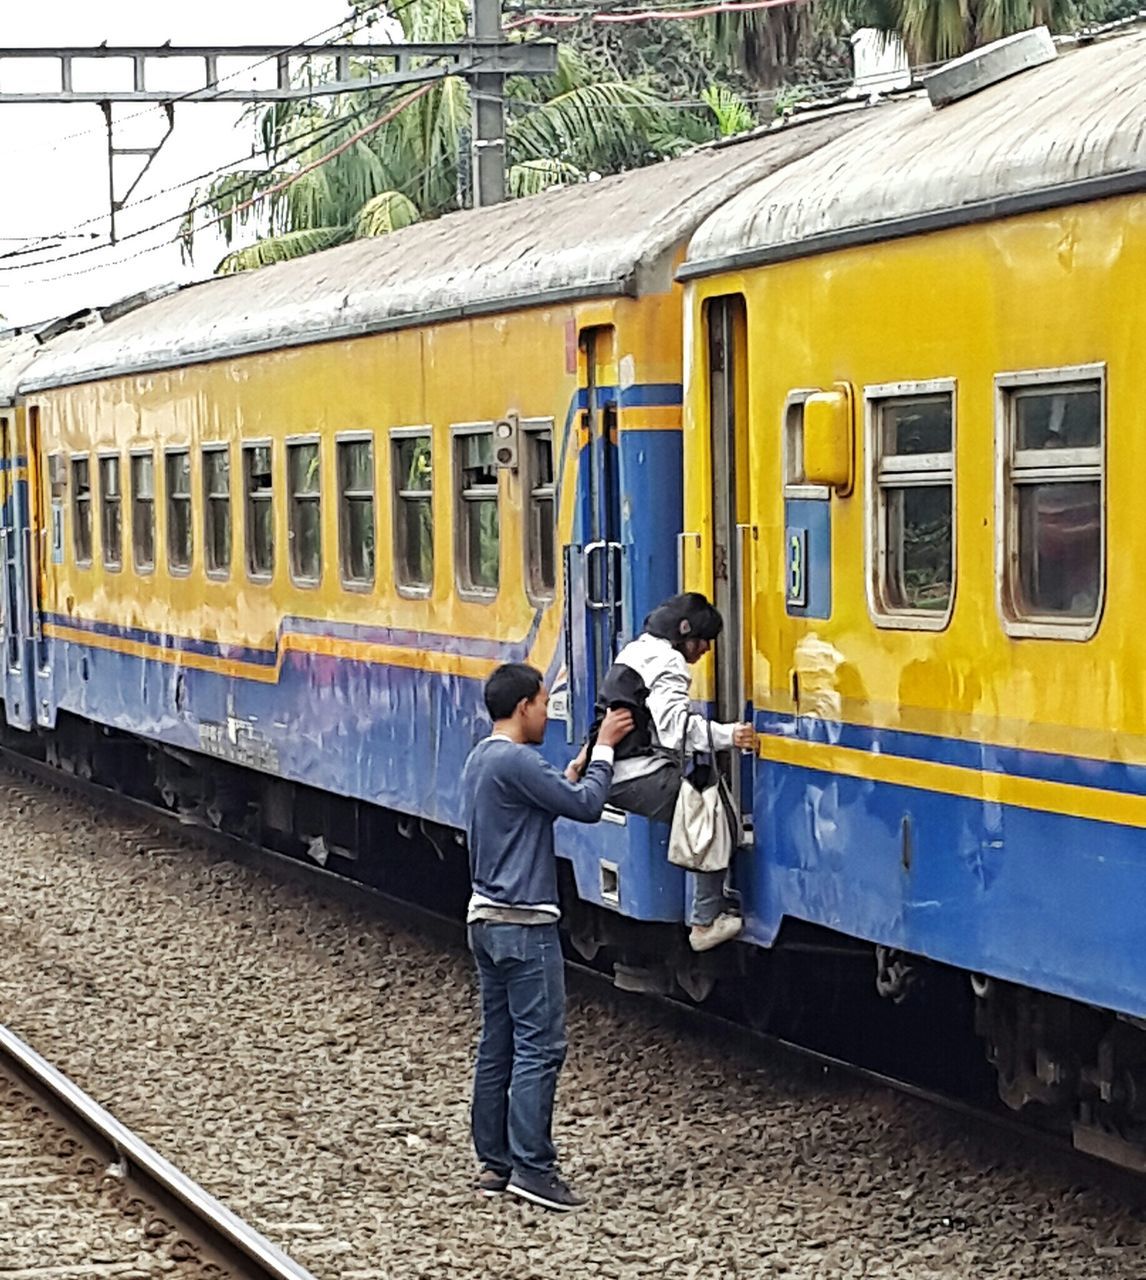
462,662,633,1213
569,592,756,954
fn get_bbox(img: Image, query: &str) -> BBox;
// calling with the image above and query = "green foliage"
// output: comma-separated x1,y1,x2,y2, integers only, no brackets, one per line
354,190,422,237
216,227,352,274
817,0,1098,61
701,84,755,137
186,1,721,274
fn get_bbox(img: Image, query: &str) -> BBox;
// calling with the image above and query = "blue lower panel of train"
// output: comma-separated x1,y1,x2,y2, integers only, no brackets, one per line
39,630,688,924
746,724,1146,1023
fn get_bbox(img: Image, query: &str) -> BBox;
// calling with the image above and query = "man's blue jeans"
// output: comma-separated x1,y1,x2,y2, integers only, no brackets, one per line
468,920,567,1177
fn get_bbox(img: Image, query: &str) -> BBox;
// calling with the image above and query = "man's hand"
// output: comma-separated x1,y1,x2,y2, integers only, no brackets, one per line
564,744,588,782
732,723,756,751
598,707,635,749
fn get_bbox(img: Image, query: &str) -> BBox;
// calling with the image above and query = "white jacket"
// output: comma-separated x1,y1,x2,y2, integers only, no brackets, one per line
609,633,738,782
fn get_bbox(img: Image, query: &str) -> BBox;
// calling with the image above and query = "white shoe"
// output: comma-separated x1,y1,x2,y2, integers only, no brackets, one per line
688,912,743,953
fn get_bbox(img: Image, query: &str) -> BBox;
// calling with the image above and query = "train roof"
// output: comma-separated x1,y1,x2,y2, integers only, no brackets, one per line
0,311,105,402
0,333,39,405
22,110,875,392
681,28,1146,279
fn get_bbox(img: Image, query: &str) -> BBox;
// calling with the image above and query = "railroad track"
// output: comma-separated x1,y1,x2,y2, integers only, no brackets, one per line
0,1015,317,1280
0,744,1130,1197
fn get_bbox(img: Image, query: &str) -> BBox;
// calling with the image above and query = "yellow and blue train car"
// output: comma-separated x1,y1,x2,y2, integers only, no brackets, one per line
2,120,857,947
680,29,1146,1153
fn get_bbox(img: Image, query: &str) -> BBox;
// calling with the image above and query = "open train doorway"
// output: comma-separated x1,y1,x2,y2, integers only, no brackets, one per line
0,407,33,728
563,325,622,745
704,294,754,843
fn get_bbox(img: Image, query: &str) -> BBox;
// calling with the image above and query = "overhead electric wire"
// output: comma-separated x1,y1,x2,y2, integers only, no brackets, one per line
0,2,398,167
0,77,451,287
0,0,446,268
0,79,420,266
505,0,805,26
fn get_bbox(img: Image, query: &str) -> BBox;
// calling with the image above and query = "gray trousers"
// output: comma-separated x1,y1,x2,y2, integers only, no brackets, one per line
609,760,728,927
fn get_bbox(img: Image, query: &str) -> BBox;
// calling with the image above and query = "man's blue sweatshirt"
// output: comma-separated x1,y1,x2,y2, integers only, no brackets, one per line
462,735,614,918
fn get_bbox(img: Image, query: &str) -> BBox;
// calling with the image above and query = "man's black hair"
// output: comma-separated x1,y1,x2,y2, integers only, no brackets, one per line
643,592,724,648
484,663,544,720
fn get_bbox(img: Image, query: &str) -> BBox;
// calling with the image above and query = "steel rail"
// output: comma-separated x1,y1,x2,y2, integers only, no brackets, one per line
0,1019,318,1280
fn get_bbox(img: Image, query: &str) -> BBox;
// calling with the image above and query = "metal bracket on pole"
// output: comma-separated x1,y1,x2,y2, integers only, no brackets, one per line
102,101,175,245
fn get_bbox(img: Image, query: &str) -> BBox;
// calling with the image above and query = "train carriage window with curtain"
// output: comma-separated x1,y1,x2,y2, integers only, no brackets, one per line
131,452,155,572
287,440,322,585
867,384,955,628
203,445,231,577
71,456,92,566
99,454,122,571
392,429,433,593
454,426,499,596
998,368,1104,635
337,436,375,588
523,420,556,601
165,449,192,573
244,443,275,579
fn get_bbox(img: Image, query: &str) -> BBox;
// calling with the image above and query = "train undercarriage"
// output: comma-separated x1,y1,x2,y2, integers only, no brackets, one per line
8,710,1146,1172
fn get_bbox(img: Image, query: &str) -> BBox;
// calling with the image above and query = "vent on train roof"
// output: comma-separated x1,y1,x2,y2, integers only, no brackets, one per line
923,25,1056,108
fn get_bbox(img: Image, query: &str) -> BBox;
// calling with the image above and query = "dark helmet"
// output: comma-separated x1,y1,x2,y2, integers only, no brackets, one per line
643,592,724,649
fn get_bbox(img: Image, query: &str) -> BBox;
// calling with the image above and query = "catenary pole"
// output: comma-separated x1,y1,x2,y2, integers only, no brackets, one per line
470,0,508,207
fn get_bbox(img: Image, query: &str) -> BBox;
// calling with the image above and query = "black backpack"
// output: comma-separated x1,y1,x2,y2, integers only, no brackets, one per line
584,661,654,763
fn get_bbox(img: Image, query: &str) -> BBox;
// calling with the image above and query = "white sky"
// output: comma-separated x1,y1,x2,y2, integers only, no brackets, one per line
0,1,388,327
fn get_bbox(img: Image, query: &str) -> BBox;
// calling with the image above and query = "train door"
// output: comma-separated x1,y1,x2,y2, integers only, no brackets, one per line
1,407,33,728
563,325,623,745
27,407,54,724
705,295,755,842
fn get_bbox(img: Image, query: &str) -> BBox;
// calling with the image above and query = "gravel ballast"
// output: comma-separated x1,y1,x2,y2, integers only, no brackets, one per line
0,771,1142,1278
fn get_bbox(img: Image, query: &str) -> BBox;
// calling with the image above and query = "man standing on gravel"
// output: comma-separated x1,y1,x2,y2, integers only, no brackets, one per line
463,662,632,1213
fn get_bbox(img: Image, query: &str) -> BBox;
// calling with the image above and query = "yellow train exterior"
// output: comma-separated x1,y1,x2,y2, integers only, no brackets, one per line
680,29,1146,1150
0,120,853,937
6,23,1146,1163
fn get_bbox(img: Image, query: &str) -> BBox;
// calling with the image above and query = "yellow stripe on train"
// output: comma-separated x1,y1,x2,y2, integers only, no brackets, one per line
758,734,1146,830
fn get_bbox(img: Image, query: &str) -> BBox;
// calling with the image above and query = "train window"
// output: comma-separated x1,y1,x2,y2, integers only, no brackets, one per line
454,426,499,597
165,449,192,573
202,446,231,577
243,443,274,580
522,419,556,600
99,454,122,571
337,436,375,588
71,456,92,566
997,366,1104,638
131,453,155,572
392,429,433,593
287,440,321,585
866,382,955,629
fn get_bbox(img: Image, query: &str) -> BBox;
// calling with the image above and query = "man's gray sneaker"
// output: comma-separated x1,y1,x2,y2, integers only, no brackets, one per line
506,1169,587,1212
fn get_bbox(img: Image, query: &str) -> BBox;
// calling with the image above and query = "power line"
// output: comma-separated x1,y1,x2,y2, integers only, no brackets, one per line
0,0,454,264
0,81,417,266
505,0,806,27
0,3,396,165
0,77,451,287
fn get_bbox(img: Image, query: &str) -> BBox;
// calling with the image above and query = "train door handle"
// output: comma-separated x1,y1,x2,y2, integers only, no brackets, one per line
584,540,623,612
676,531,701,592
735,523,756,707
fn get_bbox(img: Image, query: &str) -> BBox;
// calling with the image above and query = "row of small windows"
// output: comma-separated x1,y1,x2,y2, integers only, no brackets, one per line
64,424,556,601
786,366,1104,635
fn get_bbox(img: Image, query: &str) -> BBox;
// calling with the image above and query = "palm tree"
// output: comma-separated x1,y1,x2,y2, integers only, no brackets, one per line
817,0,1093,64
187,0,709,273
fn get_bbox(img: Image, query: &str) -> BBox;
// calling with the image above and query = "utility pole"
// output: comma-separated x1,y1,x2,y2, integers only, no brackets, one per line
0,37,553,240
470,0,508,208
